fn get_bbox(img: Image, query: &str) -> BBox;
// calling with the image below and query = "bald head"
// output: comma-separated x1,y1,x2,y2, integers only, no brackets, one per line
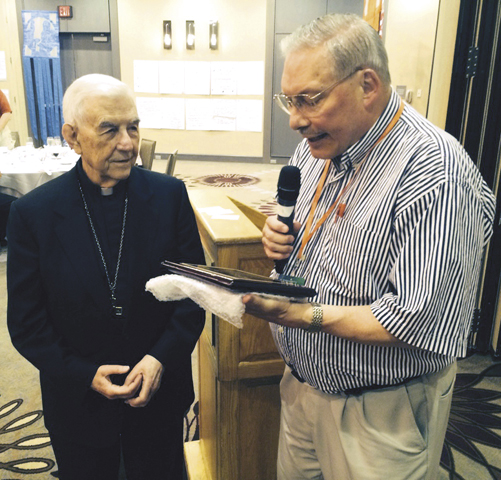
63,74,136,126
61,74,140,188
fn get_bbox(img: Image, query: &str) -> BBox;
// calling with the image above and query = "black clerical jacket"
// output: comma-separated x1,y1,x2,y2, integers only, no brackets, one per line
7,164,205,446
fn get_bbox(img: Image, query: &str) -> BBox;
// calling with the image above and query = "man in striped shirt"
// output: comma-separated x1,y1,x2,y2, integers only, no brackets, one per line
243,13,496,480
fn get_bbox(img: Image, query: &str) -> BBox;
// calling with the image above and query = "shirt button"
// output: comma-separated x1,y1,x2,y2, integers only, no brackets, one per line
278,326,284,334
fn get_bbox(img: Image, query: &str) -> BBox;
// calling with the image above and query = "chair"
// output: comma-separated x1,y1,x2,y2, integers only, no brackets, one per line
165,149,179,176
139,139,156,170
11,131,20,148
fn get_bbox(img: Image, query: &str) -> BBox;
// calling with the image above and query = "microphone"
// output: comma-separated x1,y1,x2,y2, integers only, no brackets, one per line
275,165,301,274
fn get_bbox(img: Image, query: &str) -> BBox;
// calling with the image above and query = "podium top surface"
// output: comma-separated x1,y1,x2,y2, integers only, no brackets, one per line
189,190,264,245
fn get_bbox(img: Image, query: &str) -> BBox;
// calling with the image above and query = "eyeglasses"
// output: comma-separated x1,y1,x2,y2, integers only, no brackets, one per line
273,67,362,116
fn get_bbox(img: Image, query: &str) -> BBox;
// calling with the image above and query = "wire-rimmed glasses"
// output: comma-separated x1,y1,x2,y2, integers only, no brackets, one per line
273,67,362,116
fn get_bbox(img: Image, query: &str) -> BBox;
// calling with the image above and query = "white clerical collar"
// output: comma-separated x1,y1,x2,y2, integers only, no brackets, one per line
101,187,114,196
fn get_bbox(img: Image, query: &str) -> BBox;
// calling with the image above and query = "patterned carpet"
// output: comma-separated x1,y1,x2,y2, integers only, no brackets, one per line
440,361,501,479
1,357,500,479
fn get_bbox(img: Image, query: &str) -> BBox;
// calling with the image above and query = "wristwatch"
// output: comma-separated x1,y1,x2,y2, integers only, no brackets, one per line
308,302,323,333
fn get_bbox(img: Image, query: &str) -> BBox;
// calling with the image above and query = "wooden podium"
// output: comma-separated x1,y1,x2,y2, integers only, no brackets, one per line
184,191,284,480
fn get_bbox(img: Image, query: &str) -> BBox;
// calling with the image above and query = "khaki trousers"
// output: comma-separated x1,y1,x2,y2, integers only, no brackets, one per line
277,363,456,480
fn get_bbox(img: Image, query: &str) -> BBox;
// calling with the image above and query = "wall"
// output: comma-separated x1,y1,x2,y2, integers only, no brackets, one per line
427,0,461,128
0,0,29,144
2,0,459,154
384,0,459,126
117,0,268,159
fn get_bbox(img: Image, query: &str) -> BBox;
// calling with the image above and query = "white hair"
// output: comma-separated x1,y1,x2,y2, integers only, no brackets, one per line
62,74,136,125
281,13,391,86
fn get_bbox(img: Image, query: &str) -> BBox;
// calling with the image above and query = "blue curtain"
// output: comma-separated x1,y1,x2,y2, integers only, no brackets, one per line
22,11,64,145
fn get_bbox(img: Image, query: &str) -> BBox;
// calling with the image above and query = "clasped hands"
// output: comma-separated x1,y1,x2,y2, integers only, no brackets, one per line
91,354,164,408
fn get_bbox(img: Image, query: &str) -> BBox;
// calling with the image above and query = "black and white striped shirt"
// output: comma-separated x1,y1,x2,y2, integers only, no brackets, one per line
271,89,496,395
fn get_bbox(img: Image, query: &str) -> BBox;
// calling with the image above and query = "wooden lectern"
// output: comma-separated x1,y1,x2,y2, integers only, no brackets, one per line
184,191,284,480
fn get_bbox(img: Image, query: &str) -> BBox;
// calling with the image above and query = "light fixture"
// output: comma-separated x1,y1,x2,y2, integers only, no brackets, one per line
163,21,172,49
186,20,195,50
209,20,218,50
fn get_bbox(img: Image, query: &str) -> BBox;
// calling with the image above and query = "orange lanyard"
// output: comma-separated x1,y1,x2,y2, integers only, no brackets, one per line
297,99,404,261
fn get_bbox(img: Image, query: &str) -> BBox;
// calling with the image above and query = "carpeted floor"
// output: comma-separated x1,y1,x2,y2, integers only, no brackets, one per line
1,162,500,479
440,357,501,479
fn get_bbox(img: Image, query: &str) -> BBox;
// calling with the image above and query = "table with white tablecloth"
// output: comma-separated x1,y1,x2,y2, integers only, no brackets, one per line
0,146,78,197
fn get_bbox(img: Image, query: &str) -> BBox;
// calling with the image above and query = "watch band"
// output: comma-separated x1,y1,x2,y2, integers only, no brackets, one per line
308,302,323,333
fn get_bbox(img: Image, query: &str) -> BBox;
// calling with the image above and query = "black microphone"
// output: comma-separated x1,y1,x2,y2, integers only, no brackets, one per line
275,165,301,274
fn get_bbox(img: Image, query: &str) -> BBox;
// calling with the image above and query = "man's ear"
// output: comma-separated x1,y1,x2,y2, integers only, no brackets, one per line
62,123,82,154
360,69,383,108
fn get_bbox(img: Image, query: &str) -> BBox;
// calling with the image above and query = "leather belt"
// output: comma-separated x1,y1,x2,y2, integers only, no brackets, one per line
290,368,420,396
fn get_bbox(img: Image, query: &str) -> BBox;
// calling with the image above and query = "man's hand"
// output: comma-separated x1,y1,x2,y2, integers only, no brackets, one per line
91,364,142,400
242,294,310,329
123,354,165,408
262,215,301,261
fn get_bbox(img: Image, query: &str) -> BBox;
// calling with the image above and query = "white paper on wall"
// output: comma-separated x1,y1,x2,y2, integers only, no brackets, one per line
184,62,211,95
185,99,213,130
134,60,159,94
185,99,237,131
210,62,238,95
136,97,163,128
159,61,185,94
212,99,237,131
161,98,186,130
136,97,185,130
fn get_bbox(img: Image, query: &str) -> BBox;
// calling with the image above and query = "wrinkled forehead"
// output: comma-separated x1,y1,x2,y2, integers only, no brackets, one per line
80,92,139,125
282,46,335,93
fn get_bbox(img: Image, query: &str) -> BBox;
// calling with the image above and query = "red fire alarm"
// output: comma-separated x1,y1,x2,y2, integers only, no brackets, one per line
58,6,73,18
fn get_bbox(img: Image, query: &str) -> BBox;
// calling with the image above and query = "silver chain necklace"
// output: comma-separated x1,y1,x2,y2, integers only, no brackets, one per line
78,180,128,318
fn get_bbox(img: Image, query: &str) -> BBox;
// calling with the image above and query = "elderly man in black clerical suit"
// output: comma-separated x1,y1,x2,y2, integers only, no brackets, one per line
7,74,204,480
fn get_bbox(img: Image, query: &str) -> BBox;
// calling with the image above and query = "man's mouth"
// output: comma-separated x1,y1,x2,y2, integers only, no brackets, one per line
306,133,328,143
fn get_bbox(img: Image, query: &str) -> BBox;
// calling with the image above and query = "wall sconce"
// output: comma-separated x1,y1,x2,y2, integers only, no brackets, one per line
186,20,195,50
163,21,172,49
209,20,218,50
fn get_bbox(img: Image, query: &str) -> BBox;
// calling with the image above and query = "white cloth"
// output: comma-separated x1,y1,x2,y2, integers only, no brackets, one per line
146,274,246,328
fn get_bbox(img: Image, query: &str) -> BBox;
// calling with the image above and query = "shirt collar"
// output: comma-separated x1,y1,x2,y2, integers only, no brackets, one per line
76,158,128,197
328,154,352,182
335,88,402,170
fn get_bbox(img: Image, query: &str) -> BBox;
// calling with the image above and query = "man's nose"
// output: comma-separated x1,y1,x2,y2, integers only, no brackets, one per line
117,129,134,150
289,107,310,131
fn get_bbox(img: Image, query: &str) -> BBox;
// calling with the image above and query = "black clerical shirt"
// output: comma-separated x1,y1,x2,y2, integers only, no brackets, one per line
77,160,129,320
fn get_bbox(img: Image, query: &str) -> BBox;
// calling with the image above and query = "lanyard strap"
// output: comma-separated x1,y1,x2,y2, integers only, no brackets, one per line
297,99,404,261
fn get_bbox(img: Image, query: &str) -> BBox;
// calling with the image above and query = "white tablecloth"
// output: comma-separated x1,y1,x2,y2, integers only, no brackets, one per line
0,146,78,197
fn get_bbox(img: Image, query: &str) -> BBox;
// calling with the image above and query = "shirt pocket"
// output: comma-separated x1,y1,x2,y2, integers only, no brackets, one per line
320,219,379,302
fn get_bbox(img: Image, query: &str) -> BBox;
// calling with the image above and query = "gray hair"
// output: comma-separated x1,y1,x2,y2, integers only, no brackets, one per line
62,74,136,125
281,13,391,86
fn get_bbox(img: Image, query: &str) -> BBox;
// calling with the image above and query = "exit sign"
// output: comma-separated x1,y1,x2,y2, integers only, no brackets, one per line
58,6,73,18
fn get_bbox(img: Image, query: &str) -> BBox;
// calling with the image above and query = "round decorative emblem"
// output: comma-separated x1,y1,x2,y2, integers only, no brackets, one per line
194,174,260,188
